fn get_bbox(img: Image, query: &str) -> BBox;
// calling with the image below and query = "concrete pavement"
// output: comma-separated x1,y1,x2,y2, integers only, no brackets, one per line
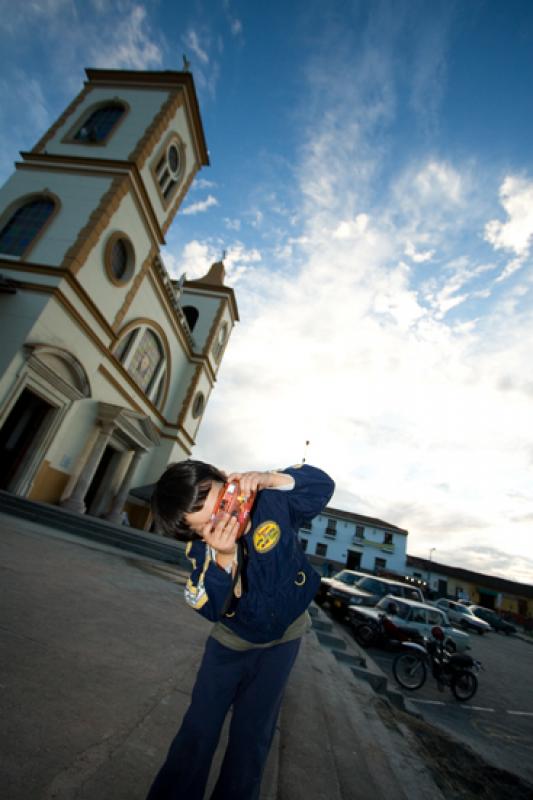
0,512,519,799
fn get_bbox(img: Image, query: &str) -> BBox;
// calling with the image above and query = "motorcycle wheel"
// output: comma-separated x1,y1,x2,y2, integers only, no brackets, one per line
353,623,377,648
451,670,478,701
393,653,427,690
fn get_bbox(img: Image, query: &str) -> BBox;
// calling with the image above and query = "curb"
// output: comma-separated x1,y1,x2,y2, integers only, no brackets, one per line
309,603,406,708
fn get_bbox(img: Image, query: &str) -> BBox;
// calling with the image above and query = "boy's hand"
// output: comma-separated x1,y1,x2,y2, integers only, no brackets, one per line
227,470,293,494
201,512,239,556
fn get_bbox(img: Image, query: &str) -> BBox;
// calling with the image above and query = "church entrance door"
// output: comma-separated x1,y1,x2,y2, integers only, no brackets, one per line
0,389,54,490
84,444,117,515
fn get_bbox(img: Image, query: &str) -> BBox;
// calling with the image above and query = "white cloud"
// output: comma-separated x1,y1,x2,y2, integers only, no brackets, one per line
224,217,241,231
184,29,209,65
405,240,434,263
485,175,533,282
230,18,242,36
485,176,533,256
89,5,162,70
182,195,219,216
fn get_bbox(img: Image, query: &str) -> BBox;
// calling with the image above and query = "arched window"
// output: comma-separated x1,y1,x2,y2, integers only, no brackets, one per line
114,325,168,408
151,134,185,206
212,322,228,363
183,305,199,333
0,197,55,257
73,103,125,143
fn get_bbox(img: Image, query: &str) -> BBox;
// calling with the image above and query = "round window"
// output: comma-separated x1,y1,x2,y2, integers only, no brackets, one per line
192,391,205,419
111,238,128,280
167,144,181,177
105,233,135,285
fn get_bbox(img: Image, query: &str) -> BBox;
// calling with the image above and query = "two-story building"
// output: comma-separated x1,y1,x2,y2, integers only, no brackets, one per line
299,506,408,575
405,555,533,622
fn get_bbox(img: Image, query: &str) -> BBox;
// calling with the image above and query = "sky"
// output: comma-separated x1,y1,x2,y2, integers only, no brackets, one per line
1,0,533,583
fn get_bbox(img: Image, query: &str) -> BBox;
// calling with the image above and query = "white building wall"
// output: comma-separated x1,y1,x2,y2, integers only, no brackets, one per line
299,511,408,575
0,170,112,267
76,191,153,323
180,290,221,352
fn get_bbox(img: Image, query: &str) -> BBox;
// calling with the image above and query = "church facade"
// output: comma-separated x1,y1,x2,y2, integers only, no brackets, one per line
0,68,237,530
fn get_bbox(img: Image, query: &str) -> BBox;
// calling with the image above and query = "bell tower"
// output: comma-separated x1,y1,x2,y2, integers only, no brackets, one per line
0,70,237,526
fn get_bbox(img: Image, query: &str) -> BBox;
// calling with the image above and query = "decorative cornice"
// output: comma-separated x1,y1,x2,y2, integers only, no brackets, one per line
128,88,184,170
60,175,130,274
203,300,225,361
161,164,199,235
112,245,156,332
177,363,203,429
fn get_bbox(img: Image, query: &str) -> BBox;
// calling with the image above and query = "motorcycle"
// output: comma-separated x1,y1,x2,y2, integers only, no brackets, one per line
392,625,482,701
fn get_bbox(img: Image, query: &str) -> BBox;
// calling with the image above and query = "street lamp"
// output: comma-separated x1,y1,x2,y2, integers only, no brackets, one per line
427,547,436,593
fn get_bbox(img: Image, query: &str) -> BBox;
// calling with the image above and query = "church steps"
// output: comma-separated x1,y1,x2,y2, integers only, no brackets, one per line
0,491,188,567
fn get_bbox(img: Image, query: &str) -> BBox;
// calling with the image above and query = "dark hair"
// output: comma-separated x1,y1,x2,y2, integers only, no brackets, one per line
151,459,226,538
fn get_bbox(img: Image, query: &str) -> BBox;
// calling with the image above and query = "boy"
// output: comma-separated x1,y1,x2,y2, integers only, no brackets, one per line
146,459,335,800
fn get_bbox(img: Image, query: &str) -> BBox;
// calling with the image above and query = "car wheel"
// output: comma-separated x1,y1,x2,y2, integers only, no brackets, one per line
353,623,377,648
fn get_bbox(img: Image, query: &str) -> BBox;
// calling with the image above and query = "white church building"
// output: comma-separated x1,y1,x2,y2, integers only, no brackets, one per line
0,68,237,531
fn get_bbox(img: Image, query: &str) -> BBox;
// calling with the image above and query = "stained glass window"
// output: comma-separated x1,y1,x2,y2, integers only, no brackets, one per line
0,198,55,256
127,329,163,392
74,104,124,143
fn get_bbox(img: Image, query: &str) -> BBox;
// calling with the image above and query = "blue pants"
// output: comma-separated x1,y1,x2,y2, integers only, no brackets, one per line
146,635,301,800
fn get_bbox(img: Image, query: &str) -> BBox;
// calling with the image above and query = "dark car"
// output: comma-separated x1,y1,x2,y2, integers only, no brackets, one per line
469,605,517,635
327,574,424,619
315,569,368,606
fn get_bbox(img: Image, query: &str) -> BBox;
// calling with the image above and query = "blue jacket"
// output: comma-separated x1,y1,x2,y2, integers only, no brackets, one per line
184,464,335,643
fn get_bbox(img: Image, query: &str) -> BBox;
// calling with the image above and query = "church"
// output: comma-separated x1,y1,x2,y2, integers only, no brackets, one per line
0,68,237,531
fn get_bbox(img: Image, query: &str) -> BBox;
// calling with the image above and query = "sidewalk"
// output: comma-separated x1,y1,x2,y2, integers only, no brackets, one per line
0,513,486,799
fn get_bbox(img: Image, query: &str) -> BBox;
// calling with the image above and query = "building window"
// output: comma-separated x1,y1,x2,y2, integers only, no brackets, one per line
212,323,228,363
115,325,167,408
325,519,336,537
183,306,199,333
192,391,205,419
300,520,312,531
104,232,135,285
73,103,125,143
300,537,308,552
0,197,56,257
384,532,393,545
152,134,185,206
355,525,364,539
374,557,386,572
316,542,328,557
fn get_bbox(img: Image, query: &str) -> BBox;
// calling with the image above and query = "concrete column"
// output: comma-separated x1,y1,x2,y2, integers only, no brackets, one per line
105,449,144,525
61,425,113,514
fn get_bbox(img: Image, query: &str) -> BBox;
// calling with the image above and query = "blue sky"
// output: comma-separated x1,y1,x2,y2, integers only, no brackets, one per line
2,0,533,583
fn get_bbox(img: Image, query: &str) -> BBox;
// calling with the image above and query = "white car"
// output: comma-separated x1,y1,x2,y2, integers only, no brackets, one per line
433,598,491,635
349,595,471,652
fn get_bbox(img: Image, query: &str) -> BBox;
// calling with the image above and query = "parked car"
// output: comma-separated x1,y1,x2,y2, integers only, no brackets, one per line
348,596,471,653
433,598,491,635
315,569,368,605
468,605,517,635
328,574,424,618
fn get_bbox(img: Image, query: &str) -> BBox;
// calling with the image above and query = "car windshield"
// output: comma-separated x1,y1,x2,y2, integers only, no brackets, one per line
336,572,360,586
356,577,387,594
